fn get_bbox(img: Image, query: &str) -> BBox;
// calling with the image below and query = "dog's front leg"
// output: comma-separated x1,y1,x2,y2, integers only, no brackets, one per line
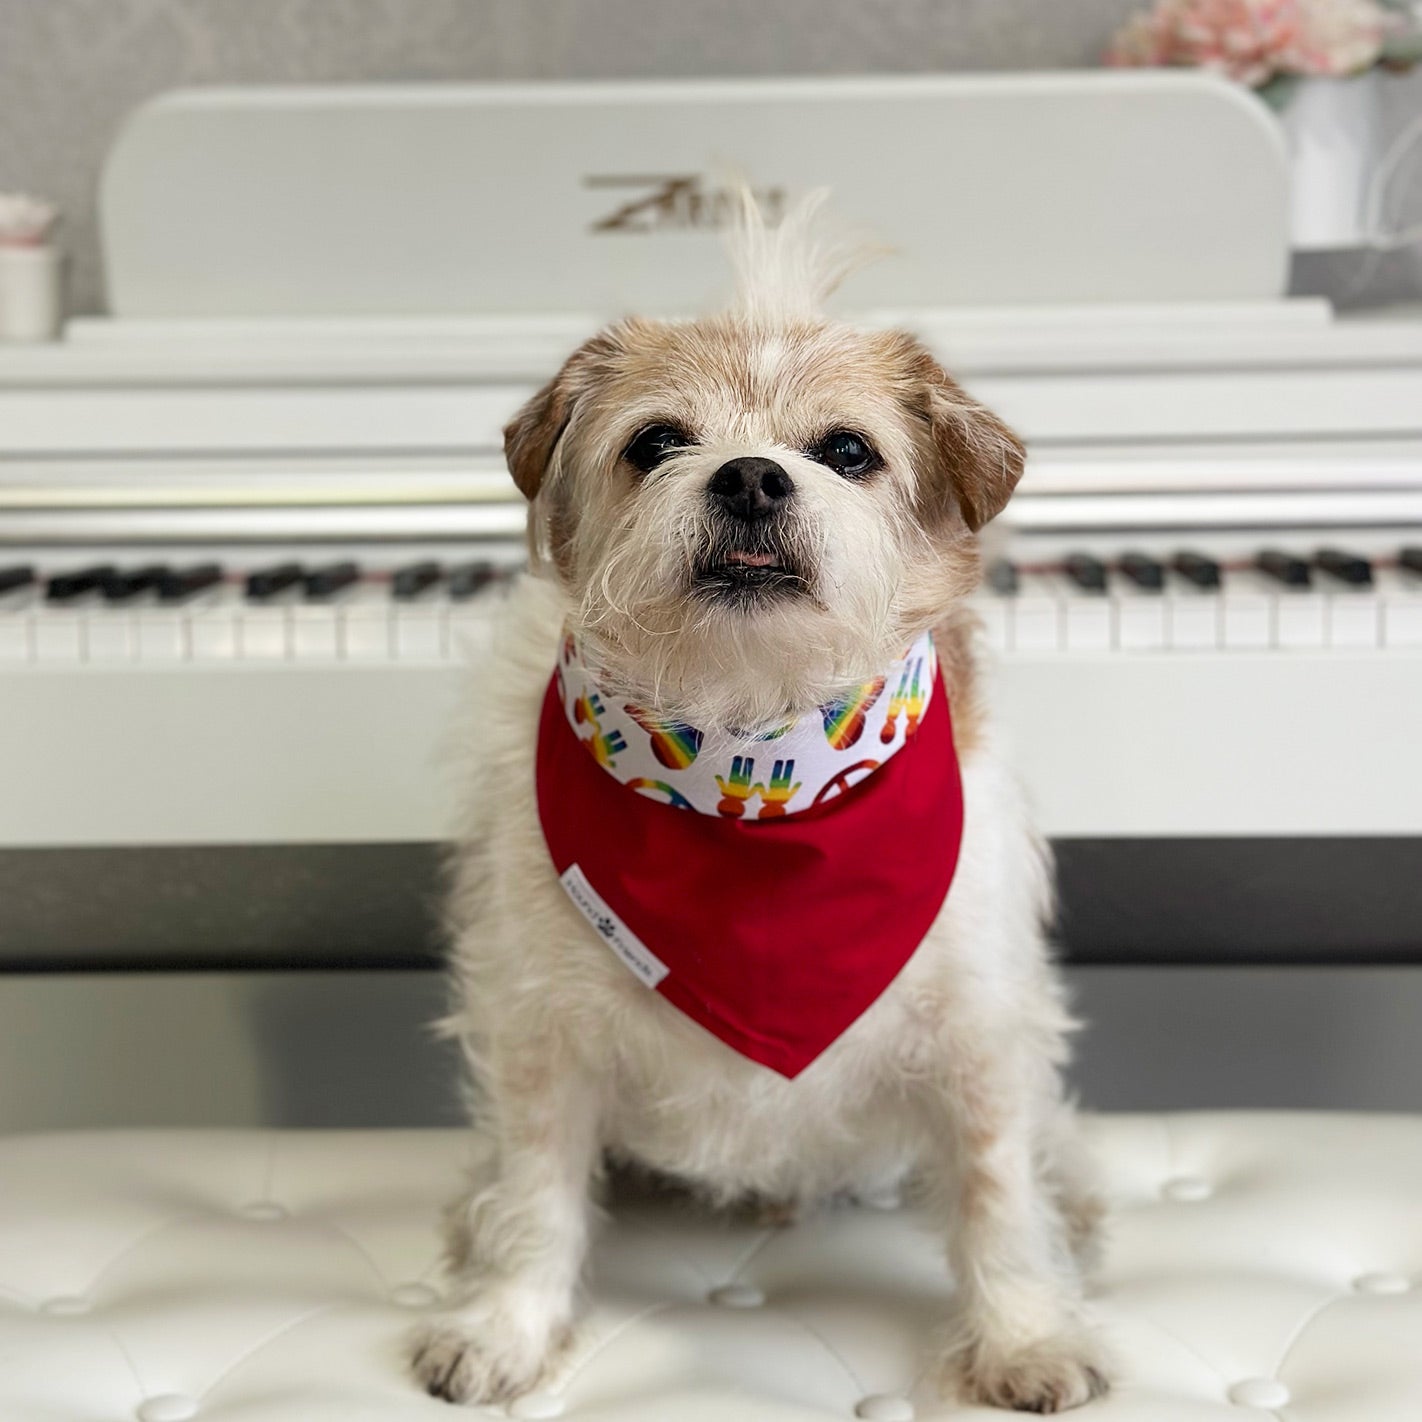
410,1036,601,1406
923,1049,1109,1414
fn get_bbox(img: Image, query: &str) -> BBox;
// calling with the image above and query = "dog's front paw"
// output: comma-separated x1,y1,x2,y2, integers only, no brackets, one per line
939,1322,1110,1414
408,1304,566,1406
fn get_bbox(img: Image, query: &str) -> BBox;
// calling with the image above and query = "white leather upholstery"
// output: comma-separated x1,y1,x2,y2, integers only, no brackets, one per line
2,1114,1420,1420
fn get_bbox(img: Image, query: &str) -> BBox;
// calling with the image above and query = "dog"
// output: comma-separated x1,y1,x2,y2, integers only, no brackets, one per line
410,194,1110,1414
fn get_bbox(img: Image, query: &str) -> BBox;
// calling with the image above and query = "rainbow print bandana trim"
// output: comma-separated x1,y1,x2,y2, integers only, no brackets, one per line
554,629,937,820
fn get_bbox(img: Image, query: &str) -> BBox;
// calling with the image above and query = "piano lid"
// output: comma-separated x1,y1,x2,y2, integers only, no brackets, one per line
99,73,1290,320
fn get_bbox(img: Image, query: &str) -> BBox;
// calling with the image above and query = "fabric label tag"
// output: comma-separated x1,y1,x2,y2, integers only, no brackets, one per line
559,863,670,989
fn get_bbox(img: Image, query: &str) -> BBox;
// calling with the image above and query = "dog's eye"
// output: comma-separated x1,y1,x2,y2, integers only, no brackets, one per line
623,424,695,473
813,430,879,479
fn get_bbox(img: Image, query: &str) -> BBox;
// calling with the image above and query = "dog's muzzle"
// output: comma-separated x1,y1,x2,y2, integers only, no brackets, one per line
696,459,807,600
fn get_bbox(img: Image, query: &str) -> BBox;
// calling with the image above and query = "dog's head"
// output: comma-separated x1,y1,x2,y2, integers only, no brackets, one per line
505,197,1024,731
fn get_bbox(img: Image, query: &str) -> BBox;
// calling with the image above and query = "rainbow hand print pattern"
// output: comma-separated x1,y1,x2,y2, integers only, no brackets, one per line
880,656,928,745
757,759,801,818
555,628,936,818
714,756,758,819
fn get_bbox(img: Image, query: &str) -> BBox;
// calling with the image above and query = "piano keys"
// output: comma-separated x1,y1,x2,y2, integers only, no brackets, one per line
6,544,1420,665
0,555,512,664
976,545,1422,654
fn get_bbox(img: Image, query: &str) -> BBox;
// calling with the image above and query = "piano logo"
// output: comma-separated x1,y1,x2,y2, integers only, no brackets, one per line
585,175,787,234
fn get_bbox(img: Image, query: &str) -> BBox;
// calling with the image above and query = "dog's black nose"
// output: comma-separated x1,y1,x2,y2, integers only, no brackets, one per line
708,458,793,521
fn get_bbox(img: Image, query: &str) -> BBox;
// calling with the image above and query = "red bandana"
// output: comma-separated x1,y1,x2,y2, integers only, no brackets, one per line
535,638,965,1078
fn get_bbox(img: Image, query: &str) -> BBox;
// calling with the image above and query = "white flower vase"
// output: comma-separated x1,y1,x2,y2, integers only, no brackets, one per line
0,244,63,342
1279,71,1382,251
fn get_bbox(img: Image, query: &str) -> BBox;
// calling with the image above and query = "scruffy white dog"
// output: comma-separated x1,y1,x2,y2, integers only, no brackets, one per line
411,198,1109,1414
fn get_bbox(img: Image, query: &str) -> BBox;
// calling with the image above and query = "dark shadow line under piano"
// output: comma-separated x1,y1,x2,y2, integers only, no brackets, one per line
0,839,1418,972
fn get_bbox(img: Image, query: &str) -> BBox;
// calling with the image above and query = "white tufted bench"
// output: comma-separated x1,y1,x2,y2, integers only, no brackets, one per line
2,1113,1420,1421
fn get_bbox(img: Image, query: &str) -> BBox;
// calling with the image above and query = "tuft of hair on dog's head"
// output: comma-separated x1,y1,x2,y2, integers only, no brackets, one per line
503,186,1026,732
722,184,886,326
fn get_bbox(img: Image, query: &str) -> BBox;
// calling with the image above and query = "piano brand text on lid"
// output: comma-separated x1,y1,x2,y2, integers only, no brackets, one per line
586,173,788,233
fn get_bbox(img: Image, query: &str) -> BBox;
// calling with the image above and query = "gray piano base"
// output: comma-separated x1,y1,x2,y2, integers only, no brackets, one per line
1,838,1419,971
0,966,1419,1132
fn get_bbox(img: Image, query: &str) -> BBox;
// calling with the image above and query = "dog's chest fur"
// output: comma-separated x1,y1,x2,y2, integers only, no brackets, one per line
445,578,1062,1205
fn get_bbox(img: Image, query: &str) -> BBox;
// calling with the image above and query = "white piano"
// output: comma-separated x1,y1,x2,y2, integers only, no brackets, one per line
2,74,1420,969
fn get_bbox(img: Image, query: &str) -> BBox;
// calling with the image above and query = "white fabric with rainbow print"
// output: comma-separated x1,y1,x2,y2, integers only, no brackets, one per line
554,630,937,821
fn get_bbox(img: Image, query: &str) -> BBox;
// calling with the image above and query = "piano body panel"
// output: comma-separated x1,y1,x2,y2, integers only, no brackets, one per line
100,74,1289,318
10,326,1422,468
1,637,1419,971
3,836,1421,973
1,649,1417,849
0,384,531,458
0,663,472,850
0,843,444,973
995,650,1422,840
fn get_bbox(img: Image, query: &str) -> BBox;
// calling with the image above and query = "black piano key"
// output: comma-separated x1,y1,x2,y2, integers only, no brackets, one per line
0,565,36,595
1064,552,1107,593
245,562,304,599
46,565,117,601
1401,547,1422,578
156,563,223,602
1171,551,1221,590
447,561,496,600
1118,551,1164,591
985,558,1018,595
303,561,360,598
1315,548,1373,587
100,564,169,602
1256,549,1311,588
392,561,442,599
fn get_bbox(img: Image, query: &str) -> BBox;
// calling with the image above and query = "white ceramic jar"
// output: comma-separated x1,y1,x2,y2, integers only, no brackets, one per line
0,243,63,342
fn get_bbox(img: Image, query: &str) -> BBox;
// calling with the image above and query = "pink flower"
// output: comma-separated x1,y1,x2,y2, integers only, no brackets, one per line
1289,0,1387,73
1105,0,1390,85
0,193,58,247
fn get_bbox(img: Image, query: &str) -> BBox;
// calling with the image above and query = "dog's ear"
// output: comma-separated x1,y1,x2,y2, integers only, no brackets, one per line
895,336,1025,532
504,329,621,500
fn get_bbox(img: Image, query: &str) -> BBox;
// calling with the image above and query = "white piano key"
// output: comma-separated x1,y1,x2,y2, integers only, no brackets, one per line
135,610,187,661
447,603,497,661
0,613,31,662
1273,588,1327,650
1379,568,1422,649
34,611,84,663
394,604,444,661
84,612,136,662
1220,570,1271,651
1010,574,1062,653
189,588,242,660
291,603,341,661
1327,589,1381,649
342,591,394,662
972,595,1011,654
1060,577,1113,652
1114,586,1167,651
1166,587,1219,650
239,605,291,661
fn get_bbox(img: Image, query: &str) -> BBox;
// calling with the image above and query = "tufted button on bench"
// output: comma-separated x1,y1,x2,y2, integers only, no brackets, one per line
2,1114,1420,1419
